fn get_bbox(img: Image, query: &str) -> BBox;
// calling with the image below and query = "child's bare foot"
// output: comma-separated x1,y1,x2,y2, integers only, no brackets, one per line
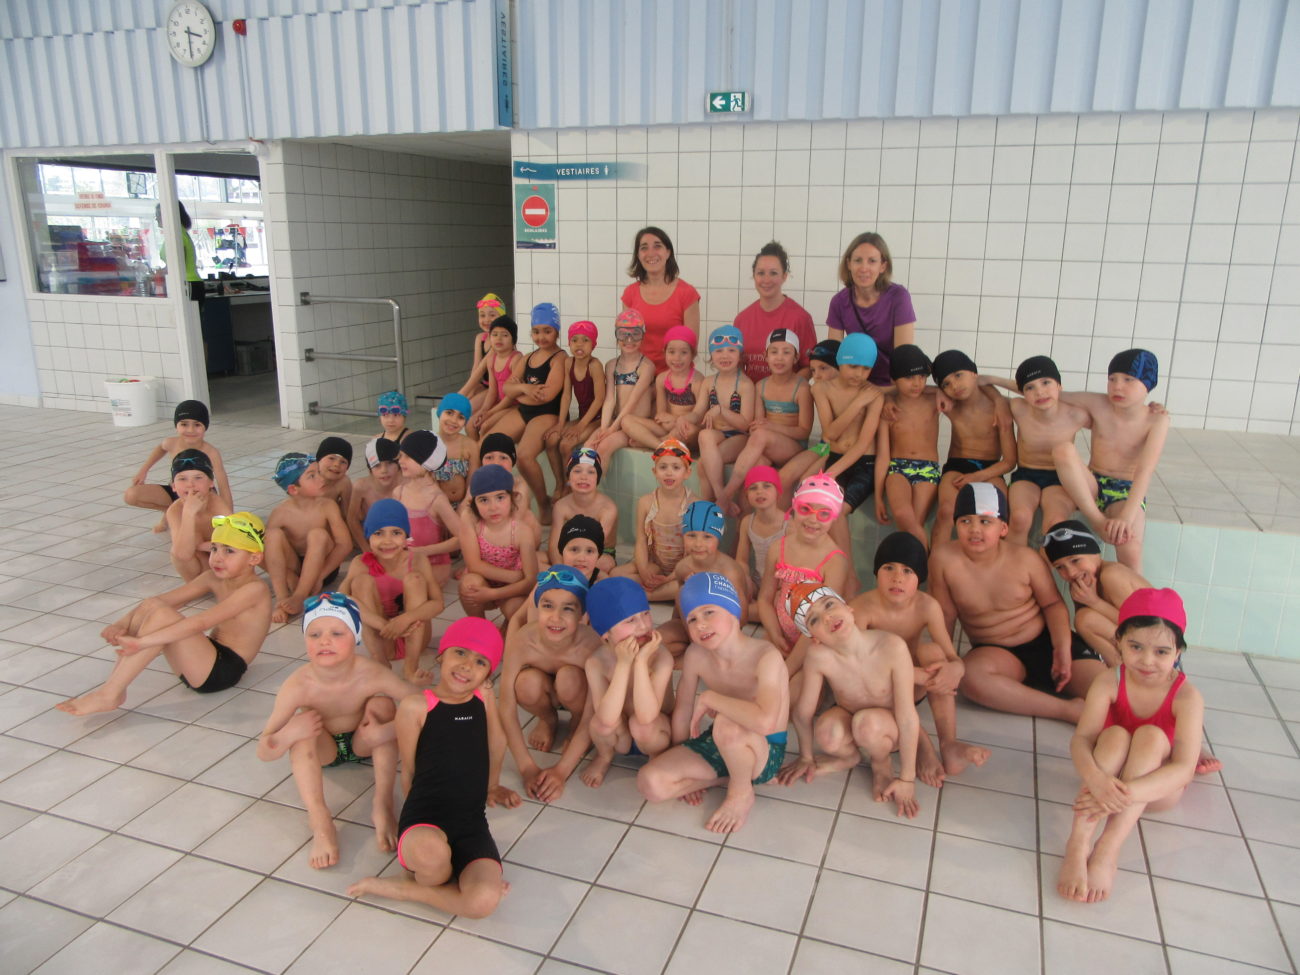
705,788,755,833
309,820,340,869
55,687,126,716
1084,848,1120,902
151,517,168,534
528,714,557,751
679,789,707,806
869,757,896,803
373,807,398,853
1196,751,1222,775
581,752,614,789
941,739,991,776
917,738,947,789
347,875,391,899
1057,843,1091,902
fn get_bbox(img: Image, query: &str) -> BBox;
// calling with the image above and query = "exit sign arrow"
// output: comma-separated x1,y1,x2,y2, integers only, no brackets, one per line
708,90,750,113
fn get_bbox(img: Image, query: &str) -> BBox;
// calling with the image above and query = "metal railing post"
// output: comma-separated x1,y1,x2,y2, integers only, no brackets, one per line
300,292,404,418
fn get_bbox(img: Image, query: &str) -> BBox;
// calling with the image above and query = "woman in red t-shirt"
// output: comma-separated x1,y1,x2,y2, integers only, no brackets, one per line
620,226,701,372
734,241,818,383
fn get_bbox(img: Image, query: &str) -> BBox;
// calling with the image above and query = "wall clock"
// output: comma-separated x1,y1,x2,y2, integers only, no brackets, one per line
166,1,217,67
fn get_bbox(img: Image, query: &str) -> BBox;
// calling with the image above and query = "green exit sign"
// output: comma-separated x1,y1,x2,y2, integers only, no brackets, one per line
708,91,750,113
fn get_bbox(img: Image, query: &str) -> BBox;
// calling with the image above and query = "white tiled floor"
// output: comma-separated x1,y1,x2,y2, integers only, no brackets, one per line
0,404,1297,974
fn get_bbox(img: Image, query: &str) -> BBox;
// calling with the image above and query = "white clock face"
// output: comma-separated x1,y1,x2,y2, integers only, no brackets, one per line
166,1,216,67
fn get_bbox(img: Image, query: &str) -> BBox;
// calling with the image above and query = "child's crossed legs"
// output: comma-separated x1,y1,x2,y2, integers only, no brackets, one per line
289,695,399,869
348,825,506,918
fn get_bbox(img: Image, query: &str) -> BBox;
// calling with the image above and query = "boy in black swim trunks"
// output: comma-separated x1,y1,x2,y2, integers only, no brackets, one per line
814,333,884,513
982,356,1090,546
929,484,1105,725
874,344,942,546
929,350,1016,548
56,512,272,717
637,573,790,835
348,617,520,918
124,399,234,531
257,593,418,870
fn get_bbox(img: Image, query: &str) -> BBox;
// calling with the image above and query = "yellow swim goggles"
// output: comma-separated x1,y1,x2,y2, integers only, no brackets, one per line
210,512,266,553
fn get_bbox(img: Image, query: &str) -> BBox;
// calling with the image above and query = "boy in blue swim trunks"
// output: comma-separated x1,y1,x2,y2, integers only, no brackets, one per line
1046,349,1170,571
581,576,675,788
637,572,790,834
257,593,418,870
874,344,942,546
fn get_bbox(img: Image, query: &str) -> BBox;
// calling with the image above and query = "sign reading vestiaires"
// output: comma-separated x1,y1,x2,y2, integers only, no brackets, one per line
708,91,750,113
493,0,512,126
513,161,627,181
514,183,556,249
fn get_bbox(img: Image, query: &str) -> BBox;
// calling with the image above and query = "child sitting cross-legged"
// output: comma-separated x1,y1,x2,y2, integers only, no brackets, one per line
777,583,922,818
264,453,353,623
637,572,790,834
848,531,990,785
257,593,417,869
733,466,785,618
1057,588,1204,904
499,567,602,802
56,513,272,716
340,499,445,684
348,617,520,919
581,577,675,788
166,448,233,580
346,437,402,550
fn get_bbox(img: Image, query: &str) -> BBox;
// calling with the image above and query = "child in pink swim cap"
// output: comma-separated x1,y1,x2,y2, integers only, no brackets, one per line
347,615,521,918
621,324,706,452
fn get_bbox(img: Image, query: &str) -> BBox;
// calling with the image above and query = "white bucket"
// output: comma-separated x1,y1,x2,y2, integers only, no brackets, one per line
105,377,157,427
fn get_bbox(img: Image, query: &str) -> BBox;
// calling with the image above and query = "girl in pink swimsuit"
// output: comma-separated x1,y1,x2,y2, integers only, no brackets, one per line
394,431,462,586
465,317,523,436
457,463,539,622
342,498,443,683
1057,588,1204,906
622,325,705,452
757,473,850,655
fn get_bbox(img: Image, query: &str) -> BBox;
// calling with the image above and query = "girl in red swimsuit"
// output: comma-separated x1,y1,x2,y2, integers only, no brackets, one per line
1057,588,1205,906
341,499,443,683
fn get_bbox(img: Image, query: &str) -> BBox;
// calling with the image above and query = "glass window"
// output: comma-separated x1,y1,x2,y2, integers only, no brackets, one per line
197,175,225,202
20,157,171,297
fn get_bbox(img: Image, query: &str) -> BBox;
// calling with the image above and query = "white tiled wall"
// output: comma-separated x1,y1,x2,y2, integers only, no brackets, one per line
25,295,186,413
262,140,514,429
511,108,1300,434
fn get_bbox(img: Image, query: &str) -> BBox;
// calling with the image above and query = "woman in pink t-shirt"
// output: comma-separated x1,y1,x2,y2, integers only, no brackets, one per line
620,226,701,372
826,232,917,386
734,241,818,383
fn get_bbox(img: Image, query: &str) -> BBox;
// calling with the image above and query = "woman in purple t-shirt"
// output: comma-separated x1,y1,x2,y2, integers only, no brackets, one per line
825,232,916,386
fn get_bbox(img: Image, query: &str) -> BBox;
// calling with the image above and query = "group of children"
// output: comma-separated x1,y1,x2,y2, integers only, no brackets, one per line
46,293,1218,916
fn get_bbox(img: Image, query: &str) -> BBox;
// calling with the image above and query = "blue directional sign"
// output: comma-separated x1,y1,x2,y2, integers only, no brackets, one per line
512,161,626,181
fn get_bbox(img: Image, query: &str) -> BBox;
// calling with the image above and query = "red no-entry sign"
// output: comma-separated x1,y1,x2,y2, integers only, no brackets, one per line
521,195,550,227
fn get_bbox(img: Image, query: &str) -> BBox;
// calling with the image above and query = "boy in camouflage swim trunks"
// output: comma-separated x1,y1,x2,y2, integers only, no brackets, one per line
875,344,942,547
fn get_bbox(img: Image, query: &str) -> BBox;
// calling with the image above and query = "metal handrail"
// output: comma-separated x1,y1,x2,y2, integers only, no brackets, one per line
300,292,405,418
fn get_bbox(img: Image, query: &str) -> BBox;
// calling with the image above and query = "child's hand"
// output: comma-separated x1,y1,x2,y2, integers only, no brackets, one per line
874,497,889,524
777,756,818,785
882,778,919,818
116,635,147,655
923,660,963,696
1102,516,1134,546
530,766,566,803
1051,651,1072,693
101,622,128,644
689,695,715,739
487,785,522,808
613,635,641,665
403,665,434,686
935,390,954,414
1079,776,1129,817
1147,401,1168,416
1068,575,1101,608
880,399,901,424
380,616,410,640
281,708,325,746
182,493,206,514
644,569,668,590
654,412,674,426
131,473,147,486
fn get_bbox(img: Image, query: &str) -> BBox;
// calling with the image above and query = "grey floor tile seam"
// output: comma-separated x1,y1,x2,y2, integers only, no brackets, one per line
1248,655,1300,760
